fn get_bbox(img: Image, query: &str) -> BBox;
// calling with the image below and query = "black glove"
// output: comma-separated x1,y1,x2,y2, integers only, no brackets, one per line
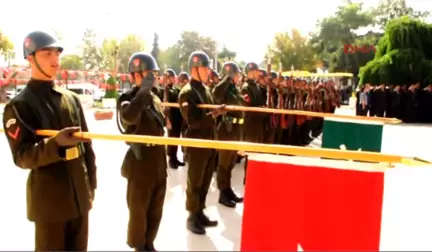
54,127,89,147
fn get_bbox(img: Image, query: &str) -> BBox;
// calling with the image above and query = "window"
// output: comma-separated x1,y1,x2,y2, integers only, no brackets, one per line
85,89,93,95
69,89,83,95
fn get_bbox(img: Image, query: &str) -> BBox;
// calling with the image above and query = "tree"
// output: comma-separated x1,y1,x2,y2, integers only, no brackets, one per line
100,38,119,71
159,45,182,73
359,17,432,87
61,54,84,70
0,30,14,62
117,34,146,73
311,1,375,75
218,45,236,61
151,33,160,66
80,28,103,71
267,29,317,71
177,31,217,68
373,0,430,28
0,31,14,102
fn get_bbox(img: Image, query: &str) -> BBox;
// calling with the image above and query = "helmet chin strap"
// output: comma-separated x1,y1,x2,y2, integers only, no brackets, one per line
33,56,53,79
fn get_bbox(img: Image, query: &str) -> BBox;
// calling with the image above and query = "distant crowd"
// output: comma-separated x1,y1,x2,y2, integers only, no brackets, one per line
356,83,432,123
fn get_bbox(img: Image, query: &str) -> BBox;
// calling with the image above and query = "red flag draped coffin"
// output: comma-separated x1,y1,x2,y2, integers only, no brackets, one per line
241,154,432,251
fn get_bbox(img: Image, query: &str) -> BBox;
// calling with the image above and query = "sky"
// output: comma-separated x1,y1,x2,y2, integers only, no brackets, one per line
0,0,430,66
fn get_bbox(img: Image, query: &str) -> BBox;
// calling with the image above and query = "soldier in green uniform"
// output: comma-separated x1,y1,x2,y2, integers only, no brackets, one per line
2,31,97,251
164,69,185,169
208,69,221,91
178,71,190,162
241,62,266,143
212,61,245,208
178,51,226,235
240,62,266,184
117,52,167,251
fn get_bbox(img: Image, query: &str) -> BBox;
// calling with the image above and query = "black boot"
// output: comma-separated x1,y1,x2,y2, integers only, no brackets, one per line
176,159,185,166
146,243,157,251
236,155,244,164
187,213,205,235
169,159,178,169
227,188,243,203
218,189,236,208
197,210,218,227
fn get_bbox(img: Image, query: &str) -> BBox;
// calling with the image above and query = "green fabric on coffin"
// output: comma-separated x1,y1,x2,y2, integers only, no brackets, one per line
321,118,383,152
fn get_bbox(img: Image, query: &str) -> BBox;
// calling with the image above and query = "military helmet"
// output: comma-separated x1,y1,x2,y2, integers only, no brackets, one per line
178,71,190,80
244,62,259,74
221,61,241,77
128,52,160,73
258,68,267,77
270,71,278,79
188,51,211,71
165,68,176,77
210,69,220,79
23,31,63,59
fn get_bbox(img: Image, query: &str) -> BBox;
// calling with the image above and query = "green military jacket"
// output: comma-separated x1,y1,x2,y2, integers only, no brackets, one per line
178,79,215,140
212,76,244,141
2,79,97,222
119,86,167,181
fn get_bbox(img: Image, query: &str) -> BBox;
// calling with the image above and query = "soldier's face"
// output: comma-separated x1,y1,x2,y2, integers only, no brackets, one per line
31,48,60,79
197,67,210,82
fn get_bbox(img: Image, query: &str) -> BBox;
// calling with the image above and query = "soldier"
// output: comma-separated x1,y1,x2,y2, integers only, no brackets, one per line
208,69,221,91
178,51,226,235
178,71,190,87
178,71,190,162
151,77,164,101
117,52,167,251
2,31,97,251
163,68,185,169
241,63,266,143
212,61,244,208
241,62,266,184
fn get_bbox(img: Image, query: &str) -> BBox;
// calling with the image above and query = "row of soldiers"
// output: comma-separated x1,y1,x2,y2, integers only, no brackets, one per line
151,61,342,165
356,83,432,123
2,30,342,252
121,51,342,242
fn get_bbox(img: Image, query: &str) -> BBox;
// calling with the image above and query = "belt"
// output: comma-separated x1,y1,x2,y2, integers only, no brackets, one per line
224,116,244,124
64,146,81,161
143,143,157,147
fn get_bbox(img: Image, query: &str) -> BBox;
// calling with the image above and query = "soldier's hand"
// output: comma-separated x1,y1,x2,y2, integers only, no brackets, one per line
54,127,89,147
141,72,156,90
212,104,227,117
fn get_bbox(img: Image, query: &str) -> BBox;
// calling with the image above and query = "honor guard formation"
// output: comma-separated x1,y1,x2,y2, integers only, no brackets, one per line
3,31,344,251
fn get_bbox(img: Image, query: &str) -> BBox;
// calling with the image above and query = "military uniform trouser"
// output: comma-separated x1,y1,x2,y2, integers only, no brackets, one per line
127,177,167,248
263,127,276,144
35,214,88,251
167,126,182,160
186,147,216,213
216,150,238,190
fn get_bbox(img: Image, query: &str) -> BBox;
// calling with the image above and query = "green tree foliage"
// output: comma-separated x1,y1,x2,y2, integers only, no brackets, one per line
159,45,182,73
372,0,430,28
311,1,375,75
151,33,160,66
80,28,103,71
267,29,317,71
359,17,432,87
177,31,217,68
61,54,84,70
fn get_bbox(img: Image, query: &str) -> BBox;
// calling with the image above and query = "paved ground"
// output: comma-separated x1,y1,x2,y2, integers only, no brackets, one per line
0,107,431,250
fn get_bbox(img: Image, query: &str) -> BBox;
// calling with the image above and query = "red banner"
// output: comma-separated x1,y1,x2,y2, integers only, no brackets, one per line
241,156,384,251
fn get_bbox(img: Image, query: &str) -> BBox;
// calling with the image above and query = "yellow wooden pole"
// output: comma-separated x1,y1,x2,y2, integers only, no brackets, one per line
162,102,401,124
